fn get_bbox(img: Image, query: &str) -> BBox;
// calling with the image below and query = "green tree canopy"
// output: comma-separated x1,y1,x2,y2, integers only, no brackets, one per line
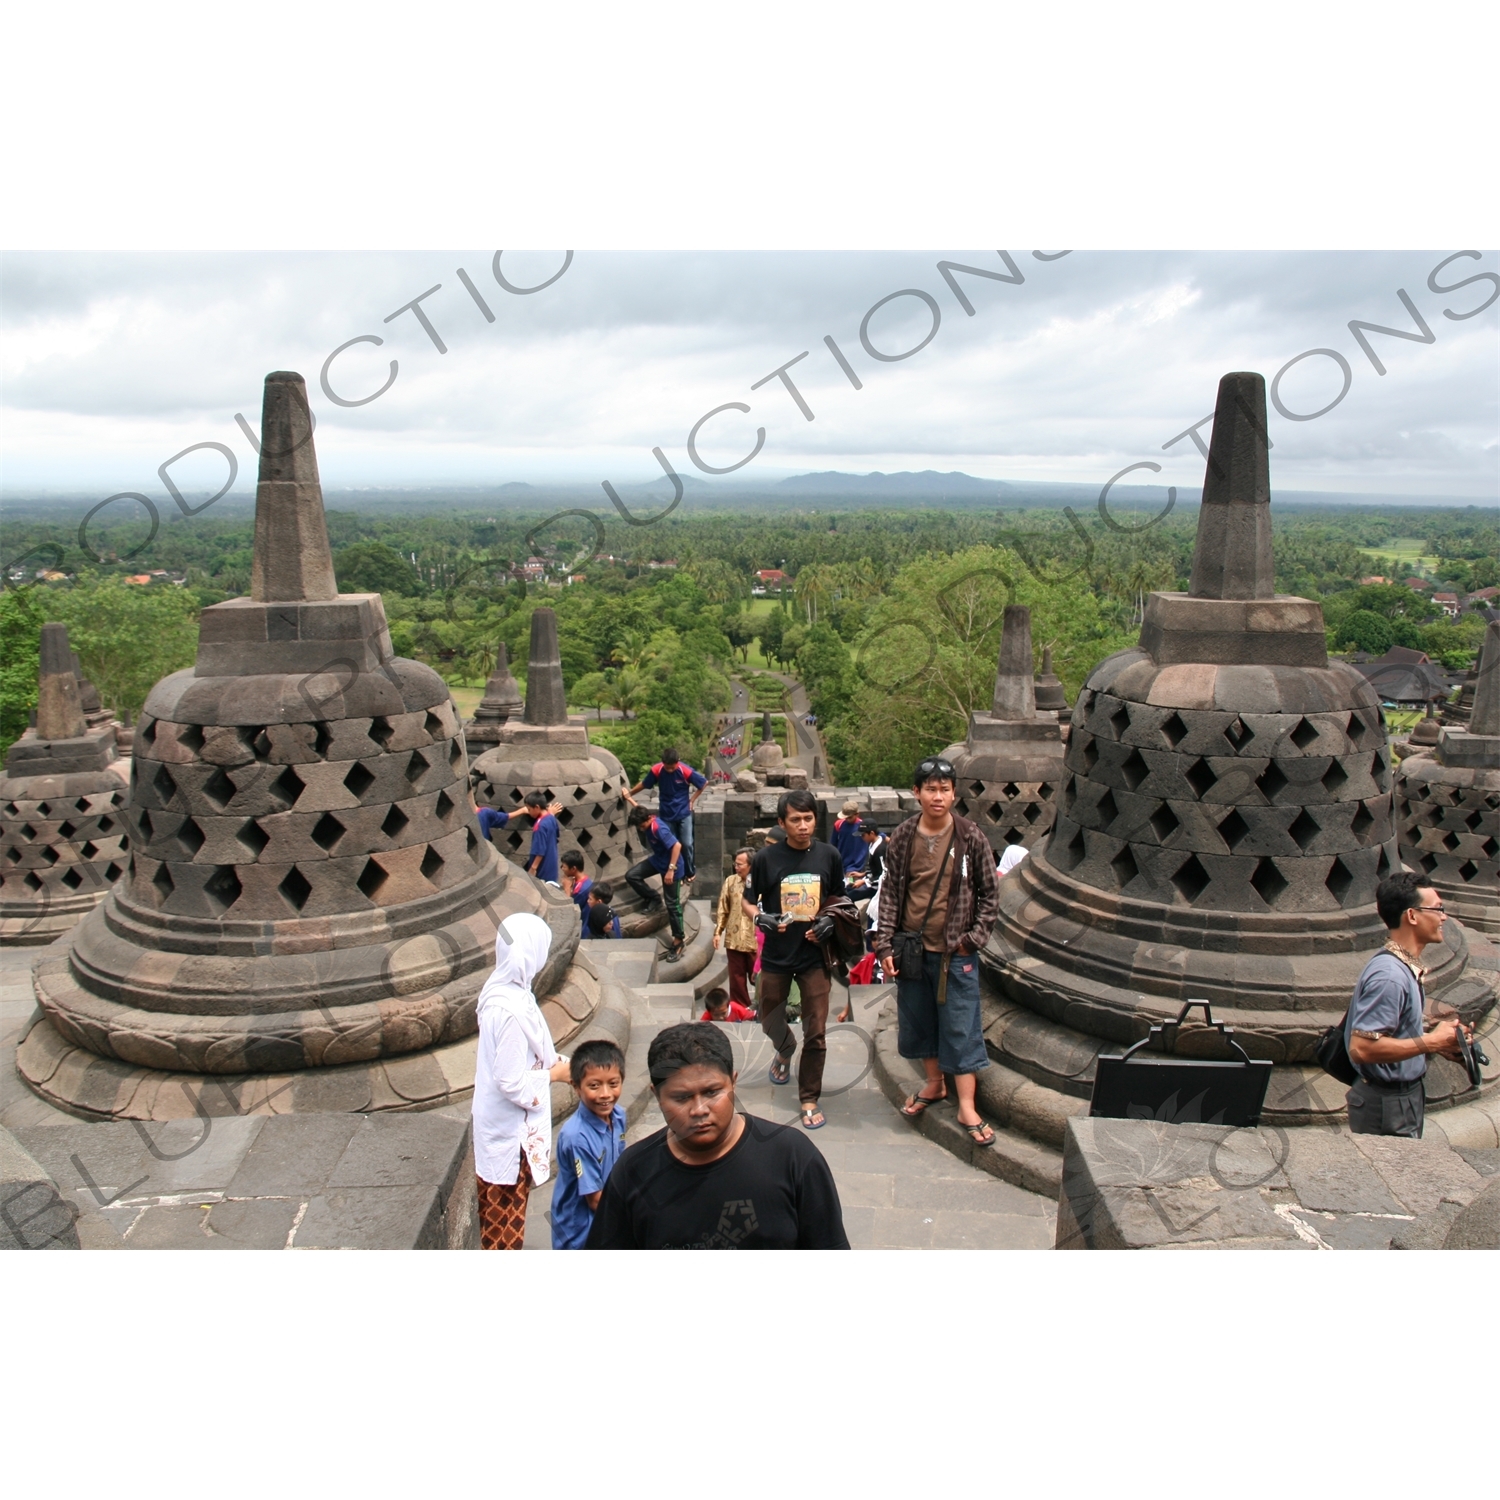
334,541,422,596
1339,609,1395,655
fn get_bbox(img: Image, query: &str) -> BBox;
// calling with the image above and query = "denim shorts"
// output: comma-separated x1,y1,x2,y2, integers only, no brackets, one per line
896,950,989,1075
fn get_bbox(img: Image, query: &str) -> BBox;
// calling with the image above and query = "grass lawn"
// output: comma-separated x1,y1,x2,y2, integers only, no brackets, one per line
1358,540,1440,575
449,685,482,720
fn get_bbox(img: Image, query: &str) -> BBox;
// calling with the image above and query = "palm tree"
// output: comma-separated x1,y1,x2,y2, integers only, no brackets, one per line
606,668,647,720
796,565,831,625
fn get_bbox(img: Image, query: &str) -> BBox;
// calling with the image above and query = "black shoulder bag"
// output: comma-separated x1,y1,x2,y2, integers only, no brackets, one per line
890,827,955,982
1314,1007,1359,1086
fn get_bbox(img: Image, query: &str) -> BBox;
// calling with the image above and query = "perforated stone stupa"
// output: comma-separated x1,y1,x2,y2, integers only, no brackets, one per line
986,372,1498,1127
20,371,584,1119
946,605,1067,856
462,641,524,754
1394,618,1500,935
469,609,635,877
1,624,130,945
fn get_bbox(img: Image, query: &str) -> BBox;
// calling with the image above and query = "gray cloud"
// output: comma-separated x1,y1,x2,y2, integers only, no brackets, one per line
1,249,1495,500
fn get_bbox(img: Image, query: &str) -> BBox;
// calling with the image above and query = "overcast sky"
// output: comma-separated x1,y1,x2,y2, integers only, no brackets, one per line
2,249,1496,507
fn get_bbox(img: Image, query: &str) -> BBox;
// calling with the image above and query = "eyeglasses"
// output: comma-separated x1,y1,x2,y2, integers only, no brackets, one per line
914,758,956,781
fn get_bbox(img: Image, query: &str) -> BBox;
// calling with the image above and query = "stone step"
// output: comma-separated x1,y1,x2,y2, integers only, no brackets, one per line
871,1007,1063,1199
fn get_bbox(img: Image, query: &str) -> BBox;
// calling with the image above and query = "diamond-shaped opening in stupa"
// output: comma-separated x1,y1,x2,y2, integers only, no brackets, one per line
1325,856,1355,905
204,865,241,913
1109,844,1139,890
1288,809,1320,852
1120,749,1149,792
1171,854,1210,905
278,867,312,911
310,813,344,852
1251,857,1288,908
1185,758,1216,800
268,766,305,809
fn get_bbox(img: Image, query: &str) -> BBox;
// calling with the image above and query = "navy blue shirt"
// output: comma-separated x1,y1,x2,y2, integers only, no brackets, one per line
552,1101,627,1250
639,815,682,876
832,817,867,875
570,876,593,927
477,806,509,842
642,762,706,822
527,813,559,882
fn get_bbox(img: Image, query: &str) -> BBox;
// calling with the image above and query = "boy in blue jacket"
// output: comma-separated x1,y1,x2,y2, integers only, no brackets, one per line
551,1040,628,1250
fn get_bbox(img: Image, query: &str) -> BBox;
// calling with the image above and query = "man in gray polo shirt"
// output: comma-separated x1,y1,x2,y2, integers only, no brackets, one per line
1345,872,1469,1137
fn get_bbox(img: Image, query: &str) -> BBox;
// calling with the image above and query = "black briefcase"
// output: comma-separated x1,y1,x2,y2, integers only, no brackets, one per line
1089,1001,1273,1128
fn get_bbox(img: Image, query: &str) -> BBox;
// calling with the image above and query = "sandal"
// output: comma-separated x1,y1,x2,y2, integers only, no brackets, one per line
769,1056,791,1086
800,1105,826,1130
900,1089,946,1117
960,1119,996,1147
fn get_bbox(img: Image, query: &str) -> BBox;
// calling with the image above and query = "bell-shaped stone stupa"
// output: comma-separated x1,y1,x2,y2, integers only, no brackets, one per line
21,371,586,1119
462,641,524,755
986,372,1499,1128
1033,643,1068,715
751,710,785,775
945,605,1068,856
1,624,131,944
1394,619,1500,935
469,609,634,877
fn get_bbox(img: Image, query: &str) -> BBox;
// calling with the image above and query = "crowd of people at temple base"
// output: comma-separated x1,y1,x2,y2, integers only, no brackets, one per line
469,745,1480,1250
468,752,1036,1249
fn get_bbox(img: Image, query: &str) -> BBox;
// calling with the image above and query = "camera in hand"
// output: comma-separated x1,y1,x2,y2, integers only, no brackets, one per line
1456,1025,1491,1090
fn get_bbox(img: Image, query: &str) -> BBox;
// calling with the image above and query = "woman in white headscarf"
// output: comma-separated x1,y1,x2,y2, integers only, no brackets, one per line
472,912,571,1250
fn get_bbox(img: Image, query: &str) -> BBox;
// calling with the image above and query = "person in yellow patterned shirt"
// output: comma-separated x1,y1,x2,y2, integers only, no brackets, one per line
713,848,758,1012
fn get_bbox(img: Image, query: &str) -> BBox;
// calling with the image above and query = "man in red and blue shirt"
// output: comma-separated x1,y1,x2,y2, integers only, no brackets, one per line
627,747,706,882
626,804,685,957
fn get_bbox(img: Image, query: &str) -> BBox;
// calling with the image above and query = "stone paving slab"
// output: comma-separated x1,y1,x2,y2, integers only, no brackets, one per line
6,1110,476,1249
1056,1116,1491,1250
521,979,1057,1250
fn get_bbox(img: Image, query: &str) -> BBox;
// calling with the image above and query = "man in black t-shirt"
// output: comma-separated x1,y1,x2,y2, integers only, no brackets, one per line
741,788,845,1130
585,1022,848,1250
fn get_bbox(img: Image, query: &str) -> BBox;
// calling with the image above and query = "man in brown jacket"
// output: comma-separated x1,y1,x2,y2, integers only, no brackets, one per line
875,756,1001,1146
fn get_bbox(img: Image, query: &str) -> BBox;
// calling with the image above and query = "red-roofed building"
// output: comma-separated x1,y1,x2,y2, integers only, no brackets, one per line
1360,575,1390,586
755,568,787,585
1465,586,1500,609
1403,577,1430,591
1433,592,1460,618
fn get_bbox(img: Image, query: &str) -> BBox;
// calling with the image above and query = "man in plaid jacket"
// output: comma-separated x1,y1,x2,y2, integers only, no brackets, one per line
875,756,1002,1147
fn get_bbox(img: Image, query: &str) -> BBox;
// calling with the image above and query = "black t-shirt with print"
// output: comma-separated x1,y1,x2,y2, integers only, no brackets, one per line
746,837,844,973
584,1114,849,1250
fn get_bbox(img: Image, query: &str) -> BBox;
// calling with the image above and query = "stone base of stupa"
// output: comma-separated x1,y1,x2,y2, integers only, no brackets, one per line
470,721,637,880
1395,738,1500,937
945,711,1068,856
17,950,607,1122
0,730,130,947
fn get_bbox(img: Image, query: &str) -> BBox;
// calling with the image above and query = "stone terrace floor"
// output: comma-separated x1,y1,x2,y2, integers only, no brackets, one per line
2,943,1057,1250
511,970,1056,1250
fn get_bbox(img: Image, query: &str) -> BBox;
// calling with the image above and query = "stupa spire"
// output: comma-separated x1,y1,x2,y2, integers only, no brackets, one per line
249,371,337,603
1188,371,1275,601
991,605,1037,720
522,608,569,726
35,623,86,741
1471,618,1500,737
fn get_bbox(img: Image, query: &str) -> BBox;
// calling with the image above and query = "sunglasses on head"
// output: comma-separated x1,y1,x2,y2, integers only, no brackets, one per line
915,758,956,782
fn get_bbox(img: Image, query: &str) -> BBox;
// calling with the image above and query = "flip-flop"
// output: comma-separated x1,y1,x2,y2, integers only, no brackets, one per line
800,1106,826,1130
900,1090,946,1117
769,1057,791,1086
960,1119,997,1147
